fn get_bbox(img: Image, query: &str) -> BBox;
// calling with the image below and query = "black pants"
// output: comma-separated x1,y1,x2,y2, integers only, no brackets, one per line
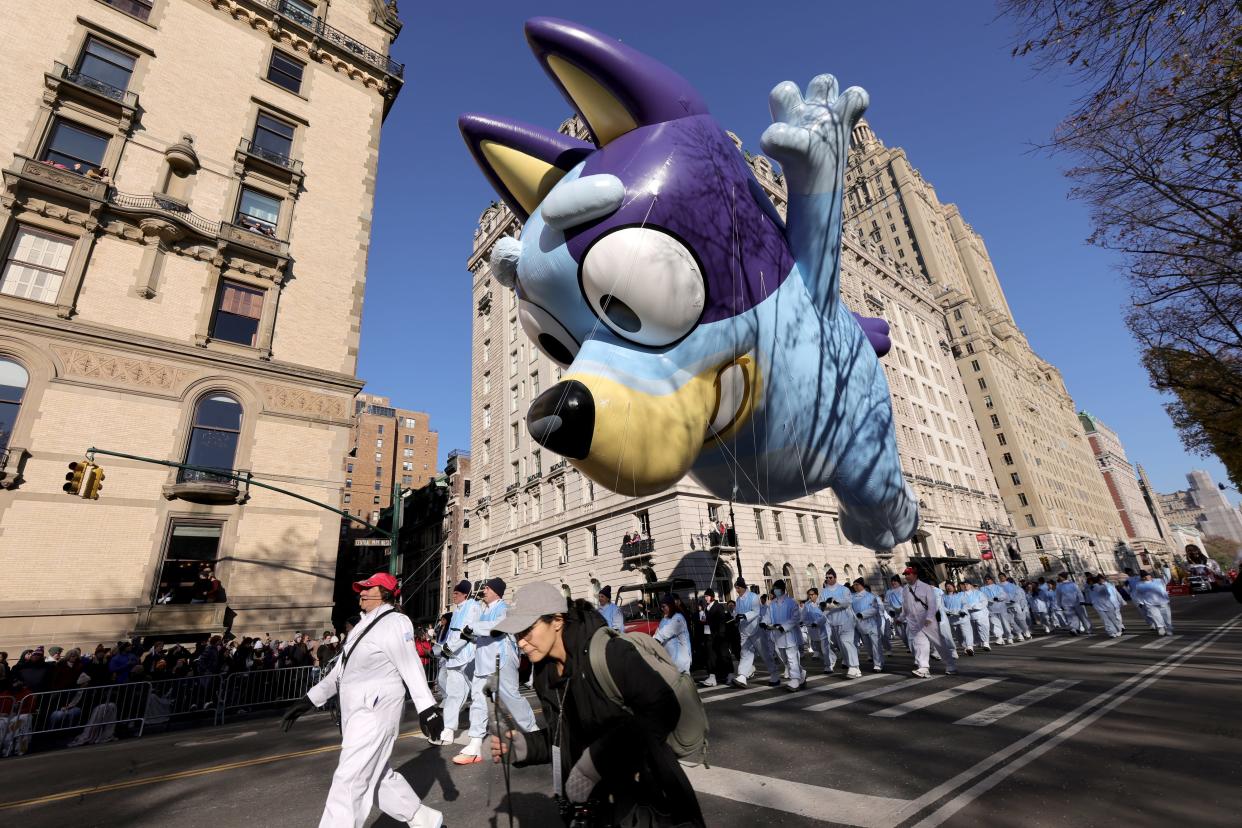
706,631,733,682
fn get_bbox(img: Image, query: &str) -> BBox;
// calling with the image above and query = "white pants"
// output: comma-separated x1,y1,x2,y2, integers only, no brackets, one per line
320,687,421,828
1146,604,1172,633
737,629,776,679
808,626,835,667
1062,603,1092,633
468,661,536,739
856,620,884,668
825,617,859,670
773,638,804,684
949,614,974,651
439,662,473,731
988,607,1014,642
967,610,990,647
1007,603,1030,636
912,622,957,671
1095,604,1123,636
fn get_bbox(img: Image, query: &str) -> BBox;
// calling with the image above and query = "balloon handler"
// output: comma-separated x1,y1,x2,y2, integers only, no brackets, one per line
281,572,446,828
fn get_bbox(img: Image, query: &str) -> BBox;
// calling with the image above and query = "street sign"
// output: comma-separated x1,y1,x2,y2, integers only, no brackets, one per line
354,538,391,547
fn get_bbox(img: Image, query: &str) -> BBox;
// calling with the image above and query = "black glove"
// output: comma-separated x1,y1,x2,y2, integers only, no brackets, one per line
828,598,838,605
460,626,476,643
439,644,452,659
856,613,864,619
418,705,444,739
819,602,828,610
281,696,315,732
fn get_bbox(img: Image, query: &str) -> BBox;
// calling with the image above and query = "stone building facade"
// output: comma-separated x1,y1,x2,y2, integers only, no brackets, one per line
0,0,404,650
1157,470,1242,546
340,392,437,524
1078,412,1170,568
453,117,1009,609
840,121,1127,575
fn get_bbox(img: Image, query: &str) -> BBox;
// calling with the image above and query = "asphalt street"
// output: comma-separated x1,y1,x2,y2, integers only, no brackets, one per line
2,593,1238,828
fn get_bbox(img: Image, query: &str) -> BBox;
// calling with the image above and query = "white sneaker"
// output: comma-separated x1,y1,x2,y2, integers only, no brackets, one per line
429,728,453,747
872,665,884,672
911,668,931,678
784,679,803,692
846,667,862,679
452,737,484,765
409,804,444,828
700,675,717,687
730,675,748,688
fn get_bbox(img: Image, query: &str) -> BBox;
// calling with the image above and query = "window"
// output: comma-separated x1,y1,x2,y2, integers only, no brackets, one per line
377,425,384,434
0,359,29,452
156,522,223,604
586,478,595,502
510,421,520,450
558,534,569,566
797,514,808,543
997,432,1008,446
236,186,281,236
374,452,382,462
402,448,413,458
344,478,352,488
511,460,520,485
1025,514,1036,527
405,417,416,428
1003,452,1014,465
1,227,72,304
531,370,540,397
812,515,823,544
483,405,491,428
510,385,519,413
402,462,412,471
589,526,599,556
346,463,353,473
281,0,317,25
374,465,382,475
754,509,765,541
970,359,980,372
772,511,784,542
102,0,154,20
1017,492,1029,507
403,434,415,444
373,481,381,491
1034,536,1044,550
375,438,383,448
77,37,136,93
402,475,412,485
182,395,242,483
1010,472,1021,485
266,50,305,93
251,113,295,164
984,395,993,409
977,378,987,390
990,414,1000,428
41,119,108,173
637,510,651,536
343,493,350,503
707,504,719,523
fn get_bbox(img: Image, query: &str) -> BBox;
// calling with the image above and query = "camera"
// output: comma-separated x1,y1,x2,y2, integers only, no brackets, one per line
556,796,603,828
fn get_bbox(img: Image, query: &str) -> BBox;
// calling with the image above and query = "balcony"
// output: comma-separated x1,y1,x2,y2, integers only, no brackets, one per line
3,155,108,204
237,138,304,185
620,537,655,570
162,467,249,504
254,0,404,78
51,61,137,107
110,191,219,237
505,482,520,495
525,472,543,486
219,220,290,260
548,459,568,476
475,495,491,508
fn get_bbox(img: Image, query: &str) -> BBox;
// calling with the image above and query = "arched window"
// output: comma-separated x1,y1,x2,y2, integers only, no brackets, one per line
182,394,242,483
843,564,854,579
762,562,774,596
0,358,29,452
782,562,796,596
805,564,820,592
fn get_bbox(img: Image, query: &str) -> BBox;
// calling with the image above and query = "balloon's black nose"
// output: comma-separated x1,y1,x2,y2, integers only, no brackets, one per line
527,381,594,460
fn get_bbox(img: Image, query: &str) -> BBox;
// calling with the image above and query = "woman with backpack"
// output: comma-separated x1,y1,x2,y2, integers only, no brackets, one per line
491,581,706,828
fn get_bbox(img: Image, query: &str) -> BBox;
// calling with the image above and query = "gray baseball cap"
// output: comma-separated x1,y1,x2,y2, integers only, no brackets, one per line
493,581,568,635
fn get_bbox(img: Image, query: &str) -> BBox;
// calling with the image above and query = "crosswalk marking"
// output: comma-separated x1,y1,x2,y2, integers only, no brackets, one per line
1042,637,1081,648
745,672,892,707
701,673,828,705
871,677,1005,718
1088,634,1137,649
1140,634,1181,650
954,679,1079,726
804,675,935,712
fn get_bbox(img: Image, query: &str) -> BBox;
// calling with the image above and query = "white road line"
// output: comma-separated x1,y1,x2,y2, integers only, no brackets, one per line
1088,634,1137,649
683,763,909,828
954,679,1079,727
745,672,892,707
1042,637,1081,648
900,614,1241,828
805,676,936,712
1140,635,1181,650
871,677,1005,718
998,636,1040,648
701,673,828,705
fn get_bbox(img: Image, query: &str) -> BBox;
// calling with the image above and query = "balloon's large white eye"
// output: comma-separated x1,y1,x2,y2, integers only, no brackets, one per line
519,301,580,368
579,227,706,347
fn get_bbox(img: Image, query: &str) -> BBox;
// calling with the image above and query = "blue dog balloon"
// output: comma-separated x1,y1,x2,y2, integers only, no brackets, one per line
460,18,918,550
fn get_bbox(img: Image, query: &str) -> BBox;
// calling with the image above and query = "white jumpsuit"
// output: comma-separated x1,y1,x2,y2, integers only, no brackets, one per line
438,597,480,735
901,580,957,673
653,612,693,674
306,606,438,828
733,590,775,682
767,594,804,686
820,584,860,671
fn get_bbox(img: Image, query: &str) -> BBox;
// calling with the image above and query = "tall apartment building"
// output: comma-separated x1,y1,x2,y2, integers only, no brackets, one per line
1078,412,1170,568
0,0,404,650
340,392,437,524
841,120,1127,575
454,116,1010,608
1156,470,1242,546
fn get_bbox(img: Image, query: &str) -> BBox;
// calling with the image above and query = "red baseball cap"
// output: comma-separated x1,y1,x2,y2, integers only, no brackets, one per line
902,567,918,576
353,572,400,594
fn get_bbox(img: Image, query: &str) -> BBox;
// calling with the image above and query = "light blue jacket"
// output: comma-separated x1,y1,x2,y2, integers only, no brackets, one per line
1001,582,1023,603
1055,581,1083,609
942,592,969,620
768,594,802,646
850,590,881,633
444,598,481,668
884,588,903,614
734,590,761,637
654,613,691,673
981,583,1007,607
963,589,989,614
821,584,855,628
598,602,625,633
472,598,519,675
1134,580,1170,607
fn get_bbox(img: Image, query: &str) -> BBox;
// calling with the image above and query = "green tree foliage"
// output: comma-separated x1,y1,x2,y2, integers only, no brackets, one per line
1001,1,1241,487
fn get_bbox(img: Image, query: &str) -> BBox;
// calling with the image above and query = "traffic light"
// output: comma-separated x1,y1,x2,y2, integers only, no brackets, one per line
83,464,105,500
64,461,88,496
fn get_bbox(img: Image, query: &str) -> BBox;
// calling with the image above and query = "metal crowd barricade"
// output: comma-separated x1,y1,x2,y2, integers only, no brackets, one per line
217,665,318,723
12,681,149,754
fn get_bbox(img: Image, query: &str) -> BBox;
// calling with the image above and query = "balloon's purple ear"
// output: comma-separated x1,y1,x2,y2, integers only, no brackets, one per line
524,17,709,146
458,114,594,221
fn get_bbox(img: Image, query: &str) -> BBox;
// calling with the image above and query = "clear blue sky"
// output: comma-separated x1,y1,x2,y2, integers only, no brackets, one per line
357,0,1238,505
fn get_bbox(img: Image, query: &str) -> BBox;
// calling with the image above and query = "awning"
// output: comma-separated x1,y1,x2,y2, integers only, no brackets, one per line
909,557,983,567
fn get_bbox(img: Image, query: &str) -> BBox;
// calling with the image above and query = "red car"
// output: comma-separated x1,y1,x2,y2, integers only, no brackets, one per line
617,578,701,636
